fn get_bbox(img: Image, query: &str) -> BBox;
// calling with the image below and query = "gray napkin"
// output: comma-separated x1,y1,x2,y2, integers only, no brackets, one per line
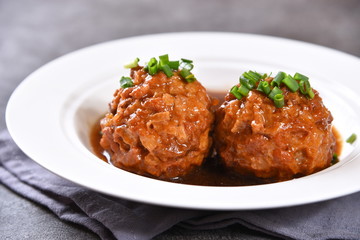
1,129,359,240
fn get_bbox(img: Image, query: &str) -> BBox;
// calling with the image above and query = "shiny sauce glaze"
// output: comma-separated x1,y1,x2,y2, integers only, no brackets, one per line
90,91,342,186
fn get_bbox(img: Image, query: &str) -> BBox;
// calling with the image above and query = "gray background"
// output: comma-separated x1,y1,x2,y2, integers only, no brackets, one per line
1,0,360,239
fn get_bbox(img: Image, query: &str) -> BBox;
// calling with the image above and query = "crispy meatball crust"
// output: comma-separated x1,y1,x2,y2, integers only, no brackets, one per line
214,87,336,181
100,67,214,179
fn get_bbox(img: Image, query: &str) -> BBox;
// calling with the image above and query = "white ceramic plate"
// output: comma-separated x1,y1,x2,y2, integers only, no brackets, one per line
6,32,360,210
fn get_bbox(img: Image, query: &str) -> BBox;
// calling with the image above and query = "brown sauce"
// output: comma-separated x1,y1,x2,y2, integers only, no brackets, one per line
332,126,342,157
90,91,342,186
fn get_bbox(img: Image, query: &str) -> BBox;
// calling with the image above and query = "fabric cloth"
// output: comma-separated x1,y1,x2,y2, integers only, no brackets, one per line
1,129,359,240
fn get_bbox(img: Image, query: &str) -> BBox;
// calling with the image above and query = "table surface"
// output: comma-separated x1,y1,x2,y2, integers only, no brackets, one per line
1,0,360,239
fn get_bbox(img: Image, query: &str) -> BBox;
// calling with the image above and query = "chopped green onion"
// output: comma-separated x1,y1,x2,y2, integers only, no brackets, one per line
273,93,284,108
294,72,309,81
168,61,180,70
177,58,196,82
229,70,319,108
228,70,318,108
185,74,196,83
307,88,315,99
346,133,357,144
230,85,242,100
243,71,262,83
282,75,299,92
180,68,191,78
263,72,271,79
147,57,158,75
257,81,271,95
250,71,263,81
127,55,197,83
331,153,339,165
180,61,194,71
181,58,193,63
238,84,250,96
180,68,196,82
272,71,286,87
240,77,255,89
268,86,283,100
298,80,307,95
299,80,314,99
161,64,173,77
120,76,133,88
159,54,169,66
297,77,314,99
124,57,140,69
296,73,311,97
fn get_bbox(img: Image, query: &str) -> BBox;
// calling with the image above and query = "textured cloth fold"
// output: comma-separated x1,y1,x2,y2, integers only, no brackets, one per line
1,130,360,240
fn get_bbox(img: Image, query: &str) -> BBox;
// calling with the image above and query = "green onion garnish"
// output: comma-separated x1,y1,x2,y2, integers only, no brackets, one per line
159,54,169,66
125,55,197,84
147,57,158,75
180,58,193,69
301,81,314,99
257,81,271,95
230,70,316,108
282,75,299,92
293,72,309,81
307,88,315,99
124,57,140,69
180,61,194,71
161,64,174,77
238,84,250,96
346,133,357,144
168,61,180,70
298,80,307,95
240,77,255,89
180,68,196,82
295,73,314,99
243,71,262,83
181,58,193,63
273,93,284,108
120,76,133,88
332,153,339,165
262,72,270,79
185,74,196,83
268,86,283,100
272,71,286,87
180,68,191,78
230,85,242,100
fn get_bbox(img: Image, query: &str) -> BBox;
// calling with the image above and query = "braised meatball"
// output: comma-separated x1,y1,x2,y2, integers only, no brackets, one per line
214,85,336,181
100,67,214,179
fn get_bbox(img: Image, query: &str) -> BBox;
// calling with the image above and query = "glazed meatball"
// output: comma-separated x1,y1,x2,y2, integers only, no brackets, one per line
100,67,214,179
214,84,336,181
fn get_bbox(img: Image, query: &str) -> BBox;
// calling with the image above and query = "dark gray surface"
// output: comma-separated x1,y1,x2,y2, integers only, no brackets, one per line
0,184,97,240
1,0,359,239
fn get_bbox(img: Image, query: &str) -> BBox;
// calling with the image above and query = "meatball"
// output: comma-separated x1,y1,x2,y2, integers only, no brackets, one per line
214,85,336,181
100,67,214,179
